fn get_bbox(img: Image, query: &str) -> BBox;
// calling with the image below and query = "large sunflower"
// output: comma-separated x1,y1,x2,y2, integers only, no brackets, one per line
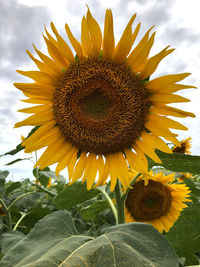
125,172,191,232
15,8,195,191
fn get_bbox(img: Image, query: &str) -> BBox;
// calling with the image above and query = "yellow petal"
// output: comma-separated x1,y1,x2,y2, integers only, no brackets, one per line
116,152,130,189
150,93,190,104
43,35,69,69
83,153,98,190
130,32,156,72
68,149,79,182
51,22,74,63
71,152,87,183
165,136,181,147
18,105,52,114
103,9,115,58
15,110,55,127
149,114,188,130
35,136,68,168
65,24,84,59
113,14,136,62
21,98,52,104
135,139,162,164
145,119,178,138
139,46,174,80
16,70,55,84
106,154,118,192
146,73,191,90
151,105,195,118
26,50,52,74
44,25,58,48
55,146,77,176
33,44,62,75
81,16,93,57
125,148,148,173
86,7,102,56
14,83,54,99
127,25,153,66
95,157,109,187
141,132,172,154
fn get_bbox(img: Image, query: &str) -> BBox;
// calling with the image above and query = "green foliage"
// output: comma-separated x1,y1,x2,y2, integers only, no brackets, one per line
0,211,179,267
149,150,200,174
166,179,200,266
80,200,110,221
54,181,100,209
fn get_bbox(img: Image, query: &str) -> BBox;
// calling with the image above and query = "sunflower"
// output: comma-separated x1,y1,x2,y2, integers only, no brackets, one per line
172,137,192,154
125,172,191,232
14,8,195,191
177,173,192,183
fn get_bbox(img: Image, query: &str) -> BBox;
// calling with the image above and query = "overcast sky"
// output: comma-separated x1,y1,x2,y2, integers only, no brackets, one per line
1,0,200,181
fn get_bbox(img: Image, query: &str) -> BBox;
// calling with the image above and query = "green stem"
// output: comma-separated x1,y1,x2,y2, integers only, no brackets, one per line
0,198,12,231
13,212,30,231
114,179,125,224
98,187,118,224
8,191,35,211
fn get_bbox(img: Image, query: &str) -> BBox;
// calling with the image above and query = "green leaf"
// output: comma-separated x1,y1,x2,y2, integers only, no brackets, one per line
0,171,9,180
5,158,32,166
0,171,9,198
166,202,200,266
5,182,22,196
54,181,100,209
149,150,200,174
2,143,24,156
80,200,110,221
1,231,25,255
0,211,179,267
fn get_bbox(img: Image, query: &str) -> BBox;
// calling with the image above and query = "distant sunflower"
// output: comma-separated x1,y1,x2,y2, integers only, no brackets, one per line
125,172,191,232
15,8,195,191
172,137,192,154
177,173,192,183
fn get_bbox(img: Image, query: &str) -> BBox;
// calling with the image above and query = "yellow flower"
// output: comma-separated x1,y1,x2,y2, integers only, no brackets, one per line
178,173,192,183
14,8,195,191
172,137,192,154
125,172,191,233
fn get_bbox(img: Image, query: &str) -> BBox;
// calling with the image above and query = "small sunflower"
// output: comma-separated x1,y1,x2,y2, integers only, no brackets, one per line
125,172,191,232
177,173,192,183
172,137,192,154
15,8,195,191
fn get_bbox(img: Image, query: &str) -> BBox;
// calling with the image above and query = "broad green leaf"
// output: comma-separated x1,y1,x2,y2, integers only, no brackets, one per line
149,150,200,174
80,200,110,221
54,182,100,209
0,210,179,267
1,231,25,255
166,202,200,266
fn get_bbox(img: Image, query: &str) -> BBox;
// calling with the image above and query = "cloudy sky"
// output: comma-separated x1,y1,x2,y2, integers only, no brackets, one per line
1,0,200,181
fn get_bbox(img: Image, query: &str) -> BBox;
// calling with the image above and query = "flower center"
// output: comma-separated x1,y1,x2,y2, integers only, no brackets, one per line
53,58,150,154
79,87,113,117
125,180,172,221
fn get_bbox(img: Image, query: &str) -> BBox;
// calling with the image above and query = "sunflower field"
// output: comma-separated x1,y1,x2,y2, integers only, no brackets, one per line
0,7,200,267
